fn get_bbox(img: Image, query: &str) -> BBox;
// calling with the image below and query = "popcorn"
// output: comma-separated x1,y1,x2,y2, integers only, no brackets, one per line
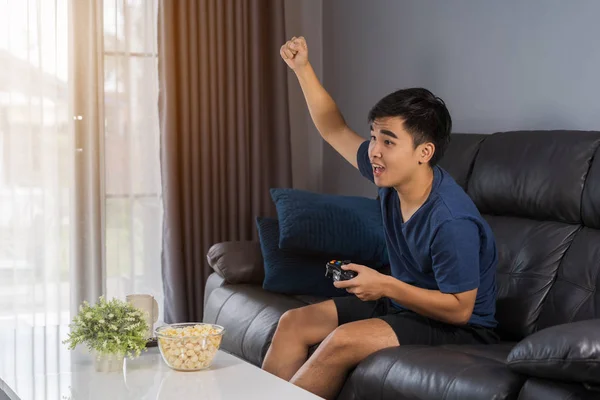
157,324,223,371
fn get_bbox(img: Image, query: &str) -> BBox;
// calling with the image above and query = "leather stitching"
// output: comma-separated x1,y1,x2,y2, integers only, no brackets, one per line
561,228,598,323
568,292,593,323
565,392,579,400
508,222,536,277
530,225,581,330
379,357,398,400
212,290,236,325
509,222,576,280
465,136,487,194
552,276,595,293
579,137,600,226
204,273,228,307
240,304,270,361
441,363,497,400
379,347,431,399
508,358,600,365
440,346,510,363
497,271,559,279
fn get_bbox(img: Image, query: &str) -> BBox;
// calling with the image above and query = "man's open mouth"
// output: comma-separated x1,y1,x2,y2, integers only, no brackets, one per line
372,163,385,177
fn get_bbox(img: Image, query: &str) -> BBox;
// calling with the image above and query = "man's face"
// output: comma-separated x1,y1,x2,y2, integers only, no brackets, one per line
368,117,426,188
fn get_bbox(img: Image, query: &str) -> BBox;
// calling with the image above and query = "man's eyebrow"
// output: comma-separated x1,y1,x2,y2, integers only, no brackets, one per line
369,124,398,139
380,129,398,139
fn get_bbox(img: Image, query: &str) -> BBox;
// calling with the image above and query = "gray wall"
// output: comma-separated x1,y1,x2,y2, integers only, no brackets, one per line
321,0,600,197
285,0,324,194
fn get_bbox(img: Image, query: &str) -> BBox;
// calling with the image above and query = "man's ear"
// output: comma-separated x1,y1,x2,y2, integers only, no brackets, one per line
419,142,435,164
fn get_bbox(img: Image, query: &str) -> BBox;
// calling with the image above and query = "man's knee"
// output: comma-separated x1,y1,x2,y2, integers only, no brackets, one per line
273,301,339,347
320,324,356,354
317,320,397,365
276,307,311,336
275,304,331,337
277,308,300,332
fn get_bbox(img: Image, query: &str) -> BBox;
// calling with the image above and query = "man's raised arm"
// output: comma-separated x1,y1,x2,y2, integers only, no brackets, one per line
281,36,365,169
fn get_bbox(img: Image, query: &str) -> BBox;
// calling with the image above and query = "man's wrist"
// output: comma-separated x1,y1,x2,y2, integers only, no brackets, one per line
381,274,401,300
293,62,313,79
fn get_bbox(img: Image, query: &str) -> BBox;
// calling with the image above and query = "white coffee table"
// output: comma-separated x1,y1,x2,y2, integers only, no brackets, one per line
0,326,323,400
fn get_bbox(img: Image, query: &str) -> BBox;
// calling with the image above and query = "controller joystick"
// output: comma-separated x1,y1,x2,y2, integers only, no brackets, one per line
325,260,358,282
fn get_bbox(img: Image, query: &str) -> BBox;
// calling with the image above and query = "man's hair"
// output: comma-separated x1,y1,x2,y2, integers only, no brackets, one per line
367,88,452,166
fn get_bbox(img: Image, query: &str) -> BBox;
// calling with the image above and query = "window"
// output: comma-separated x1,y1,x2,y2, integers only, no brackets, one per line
0,0,163,329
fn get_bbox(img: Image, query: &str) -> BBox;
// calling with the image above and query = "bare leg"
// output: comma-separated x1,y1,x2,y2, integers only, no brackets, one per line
290,318,399,400
261,300,338,381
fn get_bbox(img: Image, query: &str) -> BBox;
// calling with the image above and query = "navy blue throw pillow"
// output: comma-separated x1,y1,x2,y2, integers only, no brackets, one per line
270,188,388,263
256,217,350,298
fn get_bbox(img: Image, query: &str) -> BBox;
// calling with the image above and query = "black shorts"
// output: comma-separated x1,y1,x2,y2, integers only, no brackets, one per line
333,296,500,346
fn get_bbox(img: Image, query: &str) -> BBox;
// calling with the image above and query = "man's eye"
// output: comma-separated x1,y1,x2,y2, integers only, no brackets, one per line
384,140,392,145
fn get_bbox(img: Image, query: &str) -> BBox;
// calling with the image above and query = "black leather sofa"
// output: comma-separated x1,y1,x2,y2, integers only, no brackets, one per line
203,130,600,399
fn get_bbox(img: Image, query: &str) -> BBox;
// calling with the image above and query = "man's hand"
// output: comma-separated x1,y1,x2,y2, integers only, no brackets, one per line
333,264,387,301
280,36,308,71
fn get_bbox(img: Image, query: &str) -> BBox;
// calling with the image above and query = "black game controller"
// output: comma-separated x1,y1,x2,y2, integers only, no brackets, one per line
325,260,358,281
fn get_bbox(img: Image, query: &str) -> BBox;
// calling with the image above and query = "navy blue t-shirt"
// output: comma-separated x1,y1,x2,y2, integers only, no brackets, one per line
357,141,498,328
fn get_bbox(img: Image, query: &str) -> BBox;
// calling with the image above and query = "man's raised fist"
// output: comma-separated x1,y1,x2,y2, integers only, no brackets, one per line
280,36,308,71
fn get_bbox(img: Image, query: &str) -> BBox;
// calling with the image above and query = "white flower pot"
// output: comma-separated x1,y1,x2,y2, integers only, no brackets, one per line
94,352,125,372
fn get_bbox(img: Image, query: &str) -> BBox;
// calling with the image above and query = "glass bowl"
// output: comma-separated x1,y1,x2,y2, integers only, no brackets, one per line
155,323,225,371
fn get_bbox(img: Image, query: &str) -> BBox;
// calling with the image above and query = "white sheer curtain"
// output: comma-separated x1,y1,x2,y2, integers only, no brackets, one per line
102,0,164,324
0,0,163,330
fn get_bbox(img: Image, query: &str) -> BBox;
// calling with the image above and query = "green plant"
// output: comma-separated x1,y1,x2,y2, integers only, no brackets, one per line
63,296,148,358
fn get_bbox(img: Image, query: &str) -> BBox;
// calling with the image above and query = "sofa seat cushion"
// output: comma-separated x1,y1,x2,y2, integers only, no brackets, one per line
202,278,327,367
517,377,600,400
338,344,526,400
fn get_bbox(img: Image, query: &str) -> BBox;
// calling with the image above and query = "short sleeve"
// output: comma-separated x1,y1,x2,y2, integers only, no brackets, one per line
357,140,374,182
430,219,481,293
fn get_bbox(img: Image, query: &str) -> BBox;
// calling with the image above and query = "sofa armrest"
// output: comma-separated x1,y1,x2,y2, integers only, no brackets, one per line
206,241,264,285
506,318,600,385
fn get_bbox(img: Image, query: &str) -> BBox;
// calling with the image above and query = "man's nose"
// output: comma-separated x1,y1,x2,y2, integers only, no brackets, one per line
370,143,382,158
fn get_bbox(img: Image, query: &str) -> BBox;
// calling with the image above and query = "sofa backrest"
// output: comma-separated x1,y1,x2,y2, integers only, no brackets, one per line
439,130,600,341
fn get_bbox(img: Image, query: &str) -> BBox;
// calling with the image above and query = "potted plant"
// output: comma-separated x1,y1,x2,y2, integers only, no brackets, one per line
63,296,149,372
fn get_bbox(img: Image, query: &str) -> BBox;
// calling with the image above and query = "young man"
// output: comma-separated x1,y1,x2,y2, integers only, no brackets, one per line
262,36,499,400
